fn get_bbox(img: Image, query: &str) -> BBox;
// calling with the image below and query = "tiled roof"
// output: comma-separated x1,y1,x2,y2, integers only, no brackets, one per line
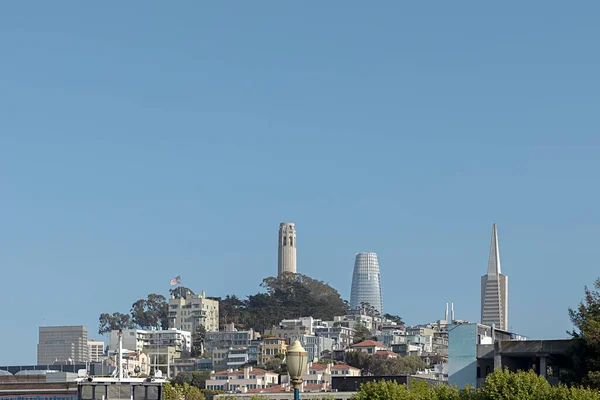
351,340,386,348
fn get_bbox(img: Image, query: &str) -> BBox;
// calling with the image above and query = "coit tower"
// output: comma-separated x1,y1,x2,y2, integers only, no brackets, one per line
278,222,297,276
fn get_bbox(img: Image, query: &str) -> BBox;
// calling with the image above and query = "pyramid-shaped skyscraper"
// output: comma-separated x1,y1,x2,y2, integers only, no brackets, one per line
481,223,509,330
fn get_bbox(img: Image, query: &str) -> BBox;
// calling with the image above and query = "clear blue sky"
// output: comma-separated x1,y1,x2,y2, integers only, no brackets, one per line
1,2,599,365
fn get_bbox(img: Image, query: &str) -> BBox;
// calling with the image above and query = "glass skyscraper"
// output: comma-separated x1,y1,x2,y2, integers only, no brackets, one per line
350,252,383,315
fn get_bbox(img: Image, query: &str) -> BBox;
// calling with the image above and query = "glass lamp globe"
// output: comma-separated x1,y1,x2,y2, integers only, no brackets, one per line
286,339,308,381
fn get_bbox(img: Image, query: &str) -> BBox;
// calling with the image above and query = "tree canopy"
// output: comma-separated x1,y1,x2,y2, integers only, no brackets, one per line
351,369,600,400
345,351,425,376
565,278,600,388
98,293,169,335
99,272,352,336
218,273,350,332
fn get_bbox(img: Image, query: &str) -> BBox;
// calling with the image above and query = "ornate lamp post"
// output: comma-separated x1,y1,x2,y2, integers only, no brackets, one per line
286,340,308,400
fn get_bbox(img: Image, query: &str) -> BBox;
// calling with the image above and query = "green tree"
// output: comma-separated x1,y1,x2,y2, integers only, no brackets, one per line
353,323,372,343
190,371,209,390
130,294,169,330
98,312,134,335
350,379,411,400
164,383,204,400
479,368,551,400
566,278,600,388
191,325,207,357
171,372,192,386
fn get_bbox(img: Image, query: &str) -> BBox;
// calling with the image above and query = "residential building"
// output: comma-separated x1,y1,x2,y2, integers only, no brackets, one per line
348,340,388,355
288,334,335,362
481,224,509,330
313,325,353,350
333,313,374,331
105,351,149,377
350,253,383,315
88,339,105,362
205,324,257,355
109,329,191,355
282,362,360,386
37,326,90,365
169,290,219,333
212,348,230,371
259,338,287,365
227,347,251,369
278,222,297,276
206,366,279,392
266,317,318,338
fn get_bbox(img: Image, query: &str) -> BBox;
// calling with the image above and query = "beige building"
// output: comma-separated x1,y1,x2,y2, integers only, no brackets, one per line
294,362,360,385
105,351,150,377
88,339,105,362
278,222,297,276
206,366,279,392
259,337,287,365
169,290,219,333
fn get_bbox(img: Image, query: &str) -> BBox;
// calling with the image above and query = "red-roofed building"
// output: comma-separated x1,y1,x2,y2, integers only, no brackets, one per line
281,362,361,387
349,340,389,355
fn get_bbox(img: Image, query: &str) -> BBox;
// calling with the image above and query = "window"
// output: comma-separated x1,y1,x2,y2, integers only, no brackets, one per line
109,385,131,400
289,237,293,246
147,386,158,400
134,386,146,400
81,386,93,400
283,237,287,245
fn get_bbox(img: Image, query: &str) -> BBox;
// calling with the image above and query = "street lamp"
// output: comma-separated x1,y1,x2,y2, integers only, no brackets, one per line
286,340,308,400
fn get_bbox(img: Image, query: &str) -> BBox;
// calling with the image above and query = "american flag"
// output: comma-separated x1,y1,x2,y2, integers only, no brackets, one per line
169,275,181,286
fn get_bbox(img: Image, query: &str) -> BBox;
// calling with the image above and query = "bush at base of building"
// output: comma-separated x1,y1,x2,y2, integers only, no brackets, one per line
350,369,600,400
163,383,204,400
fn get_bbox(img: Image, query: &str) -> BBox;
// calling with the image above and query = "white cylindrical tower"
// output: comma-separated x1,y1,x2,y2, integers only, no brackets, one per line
350,252,383,315
278,222,297,276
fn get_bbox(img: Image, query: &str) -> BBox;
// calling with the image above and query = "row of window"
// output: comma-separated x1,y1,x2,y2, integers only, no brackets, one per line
80,384,159,400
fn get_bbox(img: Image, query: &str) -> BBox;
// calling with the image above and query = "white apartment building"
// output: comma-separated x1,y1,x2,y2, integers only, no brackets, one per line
88,339,105,362
206,366,279,392
288,334,334,362
109,329,192,355
169,291,219,333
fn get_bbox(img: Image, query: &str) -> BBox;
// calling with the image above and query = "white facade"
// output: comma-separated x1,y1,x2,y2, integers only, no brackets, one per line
206,367,279,392
281,362,361,386
169,291,219,332
288,334,335,362
109,329,192,355
277,222,297,276
350,253,383,315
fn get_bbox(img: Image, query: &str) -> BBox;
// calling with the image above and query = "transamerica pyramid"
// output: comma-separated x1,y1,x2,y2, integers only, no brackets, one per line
481,223,509,330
